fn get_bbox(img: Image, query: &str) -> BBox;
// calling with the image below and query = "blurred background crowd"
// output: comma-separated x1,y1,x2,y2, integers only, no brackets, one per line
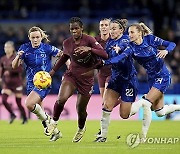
0,0,179,94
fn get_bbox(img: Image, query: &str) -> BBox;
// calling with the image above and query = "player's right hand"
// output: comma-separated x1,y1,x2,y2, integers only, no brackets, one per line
17,51,24,58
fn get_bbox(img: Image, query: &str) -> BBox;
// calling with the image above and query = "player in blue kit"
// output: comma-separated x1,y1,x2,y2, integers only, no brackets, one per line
12,26,62,136
104,23,180,133
95,20,152,142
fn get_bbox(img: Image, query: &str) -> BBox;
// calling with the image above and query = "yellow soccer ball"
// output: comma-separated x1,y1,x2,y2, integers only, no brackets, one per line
33,71,52,89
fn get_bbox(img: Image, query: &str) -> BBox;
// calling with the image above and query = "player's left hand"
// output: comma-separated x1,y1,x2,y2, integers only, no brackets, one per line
74,46,91,54
156,50,168,58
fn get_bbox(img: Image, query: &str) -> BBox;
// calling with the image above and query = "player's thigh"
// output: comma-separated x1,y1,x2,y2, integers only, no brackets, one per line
99,88,105,98
103,88,119,110
57,80,76,101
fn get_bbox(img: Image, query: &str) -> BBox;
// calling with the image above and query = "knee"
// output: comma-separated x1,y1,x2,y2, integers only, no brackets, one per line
103,103,113,111
120,111,129,119
25,100,34,111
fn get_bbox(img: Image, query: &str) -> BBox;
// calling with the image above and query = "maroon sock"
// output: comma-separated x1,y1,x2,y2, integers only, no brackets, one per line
2,94,15,116
78,111,87,129
53,101,65,121
15,97,27,119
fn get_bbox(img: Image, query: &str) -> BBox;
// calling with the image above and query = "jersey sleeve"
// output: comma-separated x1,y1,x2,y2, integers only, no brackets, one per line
49,45,60,57
104,46,133,65
88,36,108,59
148,35,176,52
118,38,129,51
62,40,70,56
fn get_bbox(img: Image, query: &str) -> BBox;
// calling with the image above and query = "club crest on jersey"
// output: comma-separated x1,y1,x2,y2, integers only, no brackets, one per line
95,42,99,45
147,46,153,52
40,53,46,58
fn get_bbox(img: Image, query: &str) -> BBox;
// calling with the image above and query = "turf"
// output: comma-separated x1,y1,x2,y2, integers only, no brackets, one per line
0,120,179,154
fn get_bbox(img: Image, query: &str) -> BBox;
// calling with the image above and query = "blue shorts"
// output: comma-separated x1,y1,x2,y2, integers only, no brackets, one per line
107,76,138,102
148,66,171,93
26,81,51,100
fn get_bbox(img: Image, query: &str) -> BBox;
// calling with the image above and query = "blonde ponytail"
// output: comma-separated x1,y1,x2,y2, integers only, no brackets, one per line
139,23,153,36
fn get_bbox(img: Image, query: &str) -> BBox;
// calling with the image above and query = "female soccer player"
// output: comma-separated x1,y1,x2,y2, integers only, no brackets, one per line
95,19,152,142
104,23,180,131
0,41,27,124
95,18,111,98
49,17,108,142
12,26,62,136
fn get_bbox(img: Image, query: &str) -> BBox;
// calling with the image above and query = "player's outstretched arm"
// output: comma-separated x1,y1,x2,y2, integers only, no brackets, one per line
49,54,69,77
12,51,24,69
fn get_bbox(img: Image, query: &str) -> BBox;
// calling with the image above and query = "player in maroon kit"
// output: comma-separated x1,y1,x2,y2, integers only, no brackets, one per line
95,18,111,99
0,41,27,124
49,17,108,142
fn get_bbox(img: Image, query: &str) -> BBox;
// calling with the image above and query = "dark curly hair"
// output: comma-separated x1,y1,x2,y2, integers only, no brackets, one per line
69,17,83,28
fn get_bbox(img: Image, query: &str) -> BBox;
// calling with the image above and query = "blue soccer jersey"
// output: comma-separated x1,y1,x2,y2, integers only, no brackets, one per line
105,35,137,80
18,42,59,98
105,35,138,102
106,34,176,93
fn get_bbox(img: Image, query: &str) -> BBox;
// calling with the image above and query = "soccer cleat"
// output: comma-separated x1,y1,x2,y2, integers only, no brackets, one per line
50,130,62,142
95,129,101,137
21,118,28,124
43,115,56,136
94,136,107,142
72,127,86,143
9,115,16,124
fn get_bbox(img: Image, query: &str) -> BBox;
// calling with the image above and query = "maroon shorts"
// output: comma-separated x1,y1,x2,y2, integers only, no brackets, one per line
2,77,23,93
63,71,94,97
97,73,111,88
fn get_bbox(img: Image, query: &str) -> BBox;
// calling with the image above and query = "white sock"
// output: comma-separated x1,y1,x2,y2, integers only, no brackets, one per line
129,98,152,140
141,99,152,139
100,109,111,138
31,104,47,121
53,128,59,134
156,104,180,117
129,98,145,116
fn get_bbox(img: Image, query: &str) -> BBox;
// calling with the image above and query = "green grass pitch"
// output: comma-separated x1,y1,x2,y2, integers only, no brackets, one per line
0,120,179,154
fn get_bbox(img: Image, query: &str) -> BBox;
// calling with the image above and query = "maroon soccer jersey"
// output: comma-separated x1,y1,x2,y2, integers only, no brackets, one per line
63,34,107,76
0,53,23,91
95,35,111,84
52,34,107,96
